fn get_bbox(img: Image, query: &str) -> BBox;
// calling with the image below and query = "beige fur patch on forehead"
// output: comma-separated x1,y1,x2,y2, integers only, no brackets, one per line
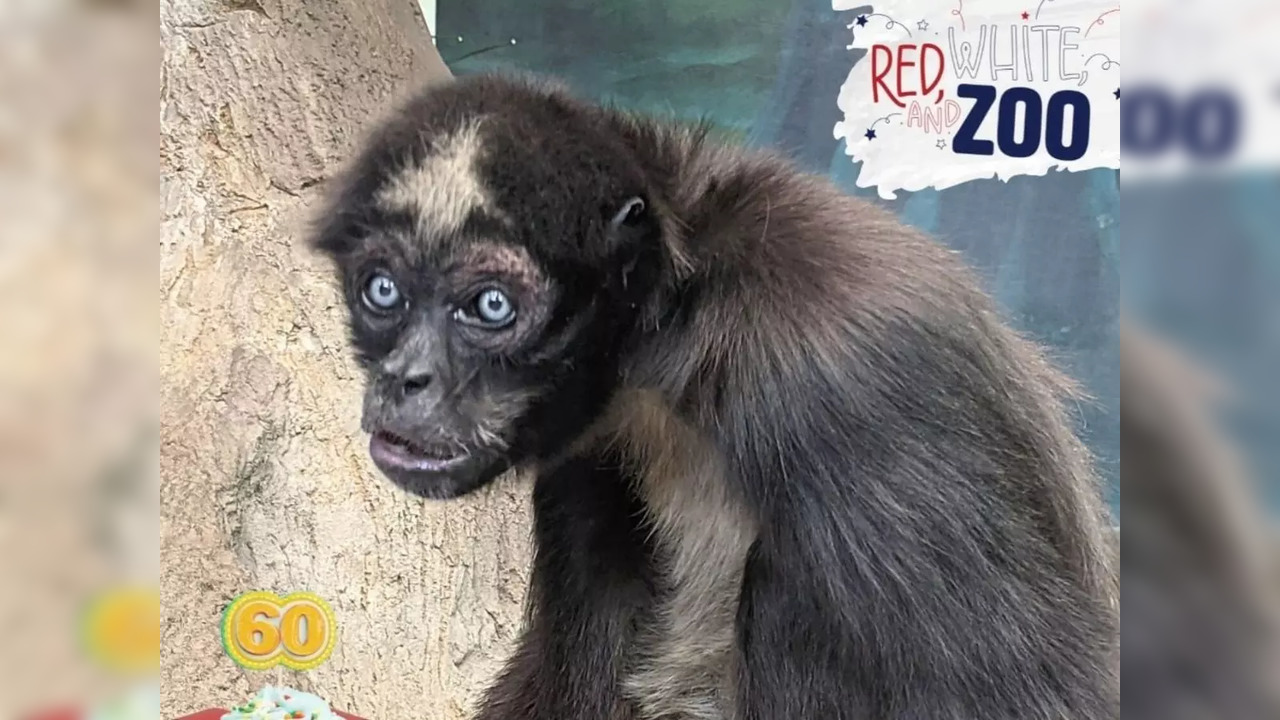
375,119,495,239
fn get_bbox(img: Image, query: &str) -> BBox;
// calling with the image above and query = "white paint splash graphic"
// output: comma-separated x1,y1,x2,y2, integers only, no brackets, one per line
833,0,1120,198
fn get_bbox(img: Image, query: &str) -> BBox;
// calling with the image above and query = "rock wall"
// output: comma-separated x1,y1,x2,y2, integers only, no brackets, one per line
160,2,531,716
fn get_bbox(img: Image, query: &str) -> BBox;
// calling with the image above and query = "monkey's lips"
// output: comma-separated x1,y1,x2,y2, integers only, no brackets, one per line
367,429,505,499
370,430,470,473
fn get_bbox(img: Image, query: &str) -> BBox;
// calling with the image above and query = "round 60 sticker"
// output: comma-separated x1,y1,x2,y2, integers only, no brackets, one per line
220,591,338,671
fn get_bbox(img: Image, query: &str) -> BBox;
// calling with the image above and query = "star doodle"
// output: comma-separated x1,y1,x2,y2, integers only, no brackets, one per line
917,19,930,31
1021,11,1030,20
1114,88,1120,99
936,138,948,149
856,14,869,27
865,128,877,140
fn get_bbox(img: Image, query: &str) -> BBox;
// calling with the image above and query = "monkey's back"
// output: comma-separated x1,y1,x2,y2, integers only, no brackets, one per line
617,128,1120,718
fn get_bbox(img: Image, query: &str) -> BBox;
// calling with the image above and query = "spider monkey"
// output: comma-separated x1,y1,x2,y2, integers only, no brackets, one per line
310,72,1120,720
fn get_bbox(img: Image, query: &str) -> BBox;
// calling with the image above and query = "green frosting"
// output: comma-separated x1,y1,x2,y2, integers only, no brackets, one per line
220,686,338,720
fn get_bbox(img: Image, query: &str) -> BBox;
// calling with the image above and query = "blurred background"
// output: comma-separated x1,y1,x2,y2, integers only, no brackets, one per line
0,0,157,717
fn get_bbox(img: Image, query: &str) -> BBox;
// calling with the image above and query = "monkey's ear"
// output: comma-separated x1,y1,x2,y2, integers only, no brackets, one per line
609,196,648,231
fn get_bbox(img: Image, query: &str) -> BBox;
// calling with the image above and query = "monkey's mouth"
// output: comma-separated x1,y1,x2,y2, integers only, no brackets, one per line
367,428,507,500
370,429,471,473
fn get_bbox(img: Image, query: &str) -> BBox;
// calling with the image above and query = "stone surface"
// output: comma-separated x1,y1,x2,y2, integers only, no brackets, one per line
160,2,531,717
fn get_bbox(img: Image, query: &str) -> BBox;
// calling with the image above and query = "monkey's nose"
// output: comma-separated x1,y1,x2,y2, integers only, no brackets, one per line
397,371,433,398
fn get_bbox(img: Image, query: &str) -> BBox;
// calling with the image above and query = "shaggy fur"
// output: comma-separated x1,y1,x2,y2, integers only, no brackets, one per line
311,72,1120,720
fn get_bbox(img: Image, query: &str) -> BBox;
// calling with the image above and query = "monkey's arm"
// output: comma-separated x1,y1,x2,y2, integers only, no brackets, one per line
475,452,653,720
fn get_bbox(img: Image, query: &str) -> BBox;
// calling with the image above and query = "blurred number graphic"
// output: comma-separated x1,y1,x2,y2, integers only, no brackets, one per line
81,586,160,674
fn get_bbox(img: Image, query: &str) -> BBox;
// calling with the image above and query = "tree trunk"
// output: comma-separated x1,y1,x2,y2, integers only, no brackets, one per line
160,2,530,717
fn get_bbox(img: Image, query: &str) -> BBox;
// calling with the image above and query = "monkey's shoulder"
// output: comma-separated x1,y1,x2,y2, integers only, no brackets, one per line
669,147,975,304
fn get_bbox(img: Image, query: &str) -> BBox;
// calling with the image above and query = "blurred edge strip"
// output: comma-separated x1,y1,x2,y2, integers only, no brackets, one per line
22,709,367,720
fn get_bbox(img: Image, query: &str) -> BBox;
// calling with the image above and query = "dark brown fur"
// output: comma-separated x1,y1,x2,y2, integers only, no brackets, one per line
311,73,1120,720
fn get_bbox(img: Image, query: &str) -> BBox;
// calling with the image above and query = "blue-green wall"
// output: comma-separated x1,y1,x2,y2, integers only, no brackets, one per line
438,0,1280,510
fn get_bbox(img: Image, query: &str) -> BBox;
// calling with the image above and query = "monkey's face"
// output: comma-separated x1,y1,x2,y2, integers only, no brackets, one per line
342,241,557,499
312,77,664,499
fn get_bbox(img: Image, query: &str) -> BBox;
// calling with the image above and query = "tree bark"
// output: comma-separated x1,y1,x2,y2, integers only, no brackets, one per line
160,2,530,717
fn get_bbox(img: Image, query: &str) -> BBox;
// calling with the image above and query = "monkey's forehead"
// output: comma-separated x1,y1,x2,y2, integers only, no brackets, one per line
372,118,494,243
314,75,645,259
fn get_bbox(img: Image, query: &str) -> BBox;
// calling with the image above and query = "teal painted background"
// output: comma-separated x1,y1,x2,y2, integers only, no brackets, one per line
436,0,1280,510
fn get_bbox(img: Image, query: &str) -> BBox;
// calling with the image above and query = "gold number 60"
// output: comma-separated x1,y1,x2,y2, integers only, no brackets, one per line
221,591,337,671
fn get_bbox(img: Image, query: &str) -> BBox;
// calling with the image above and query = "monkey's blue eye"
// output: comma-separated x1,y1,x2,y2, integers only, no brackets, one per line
362,272,403,312
475,289,515,325
454,288,516,329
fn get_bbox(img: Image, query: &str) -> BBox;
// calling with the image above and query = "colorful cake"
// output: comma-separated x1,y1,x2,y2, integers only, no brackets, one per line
220,686,339,720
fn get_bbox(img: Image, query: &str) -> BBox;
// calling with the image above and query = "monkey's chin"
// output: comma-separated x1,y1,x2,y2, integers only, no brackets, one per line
368,432,507,499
